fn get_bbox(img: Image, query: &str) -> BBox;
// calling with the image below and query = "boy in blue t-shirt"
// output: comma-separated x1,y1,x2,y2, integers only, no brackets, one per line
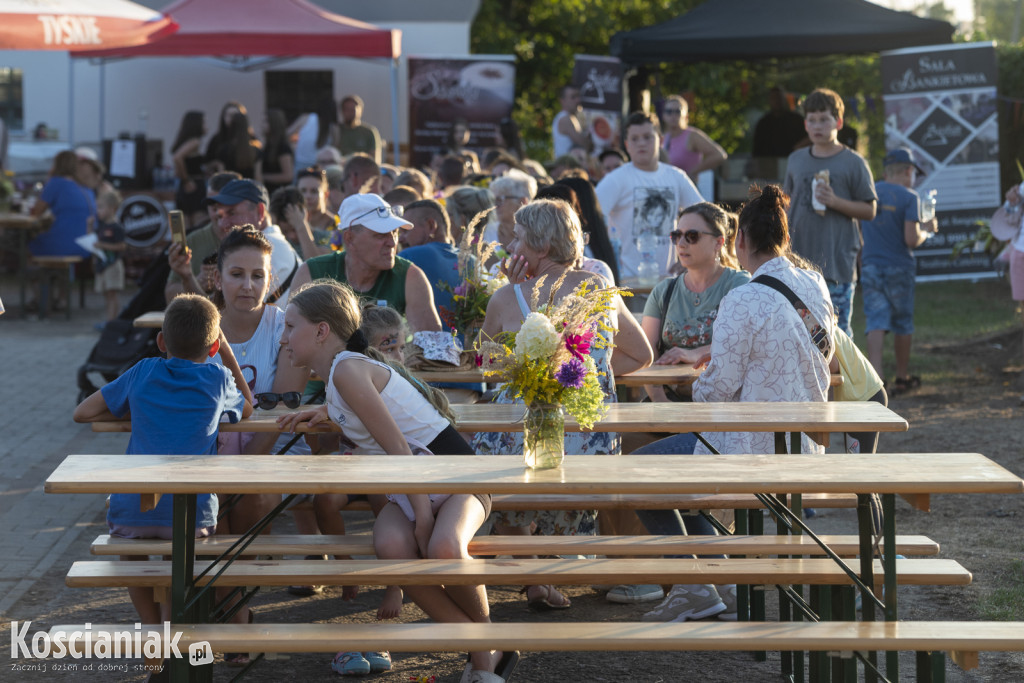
860,147,938,394
74,294,253,628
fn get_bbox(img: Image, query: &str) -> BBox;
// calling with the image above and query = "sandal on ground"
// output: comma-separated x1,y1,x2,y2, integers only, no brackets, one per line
223,610,257,667
289,555,327,596
523,584,571,611
892,376,921,396
496,650,520,680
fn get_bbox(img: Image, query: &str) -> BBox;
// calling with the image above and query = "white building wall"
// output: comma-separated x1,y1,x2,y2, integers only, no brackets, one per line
2,21,470,165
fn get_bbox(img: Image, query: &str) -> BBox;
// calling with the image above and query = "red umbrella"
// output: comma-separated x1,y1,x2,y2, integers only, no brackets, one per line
0,0,176,50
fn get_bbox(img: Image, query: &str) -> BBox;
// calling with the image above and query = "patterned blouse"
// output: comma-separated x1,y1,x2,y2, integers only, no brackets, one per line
693,256,835,455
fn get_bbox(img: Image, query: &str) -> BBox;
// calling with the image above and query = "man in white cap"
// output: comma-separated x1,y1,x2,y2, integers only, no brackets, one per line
289,193,442,334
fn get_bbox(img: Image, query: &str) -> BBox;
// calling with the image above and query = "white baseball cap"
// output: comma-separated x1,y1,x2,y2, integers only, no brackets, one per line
338,193,411,234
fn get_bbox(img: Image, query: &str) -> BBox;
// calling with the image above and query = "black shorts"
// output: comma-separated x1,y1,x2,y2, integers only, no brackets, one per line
427,424,491,517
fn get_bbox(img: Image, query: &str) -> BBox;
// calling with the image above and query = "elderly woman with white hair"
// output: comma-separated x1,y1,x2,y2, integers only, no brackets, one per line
485,169,537,248
471,198,652,610
444,186,495,244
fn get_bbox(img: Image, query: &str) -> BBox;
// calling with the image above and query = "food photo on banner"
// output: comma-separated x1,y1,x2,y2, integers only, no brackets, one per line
407,55,516,170
572,55,624,153
881,41,1001,280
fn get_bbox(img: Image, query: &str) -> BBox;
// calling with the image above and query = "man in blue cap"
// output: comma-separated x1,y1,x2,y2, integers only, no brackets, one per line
860,147,938,394
166,178,300,304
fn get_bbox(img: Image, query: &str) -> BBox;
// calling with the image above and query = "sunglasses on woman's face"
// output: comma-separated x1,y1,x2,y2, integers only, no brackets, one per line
670,229,717,245
253,392,302,410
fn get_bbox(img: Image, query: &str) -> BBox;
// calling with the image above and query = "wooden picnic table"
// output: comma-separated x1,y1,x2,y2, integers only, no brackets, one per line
45,450,1022,682
1,211,53,316
133,310,165,328
412,364,841,388
133,311,843,390
90,401,902,449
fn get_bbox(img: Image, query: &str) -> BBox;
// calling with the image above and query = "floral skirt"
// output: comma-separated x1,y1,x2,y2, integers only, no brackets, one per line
470,394,619,534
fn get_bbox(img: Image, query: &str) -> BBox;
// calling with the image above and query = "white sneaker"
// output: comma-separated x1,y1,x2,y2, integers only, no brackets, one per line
717,584,738,621
641,584,726,622
605,584,665,604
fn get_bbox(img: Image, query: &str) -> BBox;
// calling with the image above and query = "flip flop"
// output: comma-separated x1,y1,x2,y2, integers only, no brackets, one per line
523,584,571,611
496,649,520,680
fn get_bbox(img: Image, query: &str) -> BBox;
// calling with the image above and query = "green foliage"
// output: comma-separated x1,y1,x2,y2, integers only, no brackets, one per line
996,44,1024,191
471,0,697,159
974,0,1024,44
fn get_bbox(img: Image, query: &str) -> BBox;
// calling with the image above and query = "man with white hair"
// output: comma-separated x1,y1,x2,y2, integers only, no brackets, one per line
486,168,536,246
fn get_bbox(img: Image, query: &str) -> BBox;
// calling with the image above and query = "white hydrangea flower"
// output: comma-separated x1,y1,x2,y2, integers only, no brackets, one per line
515,312,560,359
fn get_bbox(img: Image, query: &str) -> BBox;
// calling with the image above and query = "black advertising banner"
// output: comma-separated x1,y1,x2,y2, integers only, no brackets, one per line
407,55,516,170
881,42,1000,280
572,55,624,152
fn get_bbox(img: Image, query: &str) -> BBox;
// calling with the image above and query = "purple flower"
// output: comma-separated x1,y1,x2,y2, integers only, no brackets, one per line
555,358,587,388
454,282,469,297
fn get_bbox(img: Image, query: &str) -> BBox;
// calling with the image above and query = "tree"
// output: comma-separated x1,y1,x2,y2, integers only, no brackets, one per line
471,1,697,159
974,0,1024,44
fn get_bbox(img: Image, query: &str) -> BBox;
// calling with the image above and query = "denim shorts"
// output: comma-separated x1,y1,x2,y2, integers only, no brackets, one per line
861,264,915,335
826,280,855,338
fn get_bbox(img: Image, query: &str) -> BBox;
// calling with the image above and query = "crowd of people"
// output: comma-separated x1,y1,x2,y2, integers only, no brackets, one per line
54,84,955,682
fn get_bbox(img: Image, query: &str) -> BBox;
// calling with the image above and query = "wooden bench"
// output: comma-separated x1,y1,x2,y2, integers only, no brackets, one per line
30,254,86,319
65,557,971,589
91,533,940,559
48,620,1024,673
283,491,861,512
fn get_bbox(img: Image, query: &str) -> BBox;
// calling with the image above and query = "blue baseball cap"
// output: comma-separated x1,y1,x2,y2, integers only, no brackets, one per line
204,179,265,206
883,147,924,174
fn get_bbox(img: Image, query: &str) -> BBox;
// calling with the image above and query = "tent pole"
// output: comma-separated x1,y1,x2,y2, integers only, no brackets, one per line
99,62,106,143
68,58,74,144
390,58,400,166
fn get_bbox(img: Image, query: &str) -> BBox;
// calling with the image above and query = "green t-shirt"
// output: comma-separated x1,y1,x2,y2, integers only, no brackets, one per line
643,268,750,350
305,252,412,314
166,224,220,284
334,124,381,160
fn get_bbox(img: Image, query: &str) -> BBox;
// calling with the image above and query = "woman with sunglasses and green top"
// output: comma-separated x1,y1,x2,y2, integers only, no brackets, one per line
640,202,749,402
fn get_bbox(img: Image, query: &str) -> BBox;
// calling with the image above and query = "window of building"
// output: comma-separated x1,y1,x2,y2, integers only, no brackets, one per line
0,67,24,131
264,70,333,126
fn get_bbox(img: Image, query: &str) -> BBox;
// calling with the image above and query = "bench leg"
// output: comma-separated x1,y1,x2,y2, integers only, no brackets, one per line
882,493,899,682
916,651,946,683
809,586,830,682
169,493,212,683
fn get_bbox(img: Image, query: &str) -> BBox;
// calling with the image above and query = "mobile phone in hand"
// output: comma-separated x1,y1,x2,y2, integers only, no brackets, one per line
168,210,187,247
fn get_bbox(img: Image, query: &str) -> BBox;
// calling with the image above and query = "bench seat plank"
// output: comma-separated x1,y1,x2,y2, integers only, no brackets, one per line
90,533,941,558
47,621,1024,655
66,557,970,588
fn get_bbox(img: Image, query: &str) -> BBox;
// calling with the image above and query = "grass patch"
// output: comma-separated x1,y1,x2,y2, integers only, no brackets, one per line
977,558,1024,621
851,277,1020,385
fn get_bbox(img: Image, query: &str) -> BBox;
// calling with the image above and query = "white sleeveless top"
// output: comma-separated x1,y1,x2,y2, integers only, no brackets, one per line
293,113,320,175
325,350,449,454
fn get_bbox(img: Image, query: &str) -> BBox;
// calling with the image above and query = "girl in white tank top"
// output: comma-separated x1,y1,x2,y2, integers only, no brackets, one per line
277,280,512,683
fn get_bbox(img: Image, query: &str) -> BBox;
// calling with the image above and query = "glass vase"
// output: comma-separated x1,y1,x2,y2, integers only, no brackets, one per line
523,403,565,469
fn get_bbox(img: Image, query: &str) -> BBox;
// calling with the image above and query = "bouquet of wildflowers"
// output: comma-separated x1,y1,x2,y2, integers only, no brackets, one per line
475,274,624,429
438,212,506,339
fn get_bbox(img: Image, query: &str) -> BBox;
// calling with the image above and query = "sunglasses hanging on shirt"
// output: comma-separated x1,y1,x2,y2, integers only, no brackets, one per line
253,392,302,410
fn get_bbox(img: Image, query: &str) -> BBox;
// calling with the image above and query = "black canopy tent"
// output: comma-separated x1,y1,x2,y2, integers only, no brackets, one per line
610,0,955,65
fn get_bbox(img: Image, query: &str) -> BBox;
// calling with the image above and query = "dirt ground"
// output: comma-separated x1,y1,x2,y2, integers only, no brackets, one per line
4,331,1024,682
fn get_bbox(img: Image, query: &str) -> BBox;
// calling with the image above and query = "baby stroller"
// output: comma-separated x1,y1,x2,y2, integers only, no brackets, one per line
76,249,170,401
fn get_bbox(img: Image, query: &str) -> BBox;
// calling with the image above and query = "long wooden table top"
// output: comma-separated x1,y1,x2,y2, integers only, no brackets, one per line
0,212,51,230
45,453,1023,497
89,401,907,436
133,310,165,328
414,365,842,388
